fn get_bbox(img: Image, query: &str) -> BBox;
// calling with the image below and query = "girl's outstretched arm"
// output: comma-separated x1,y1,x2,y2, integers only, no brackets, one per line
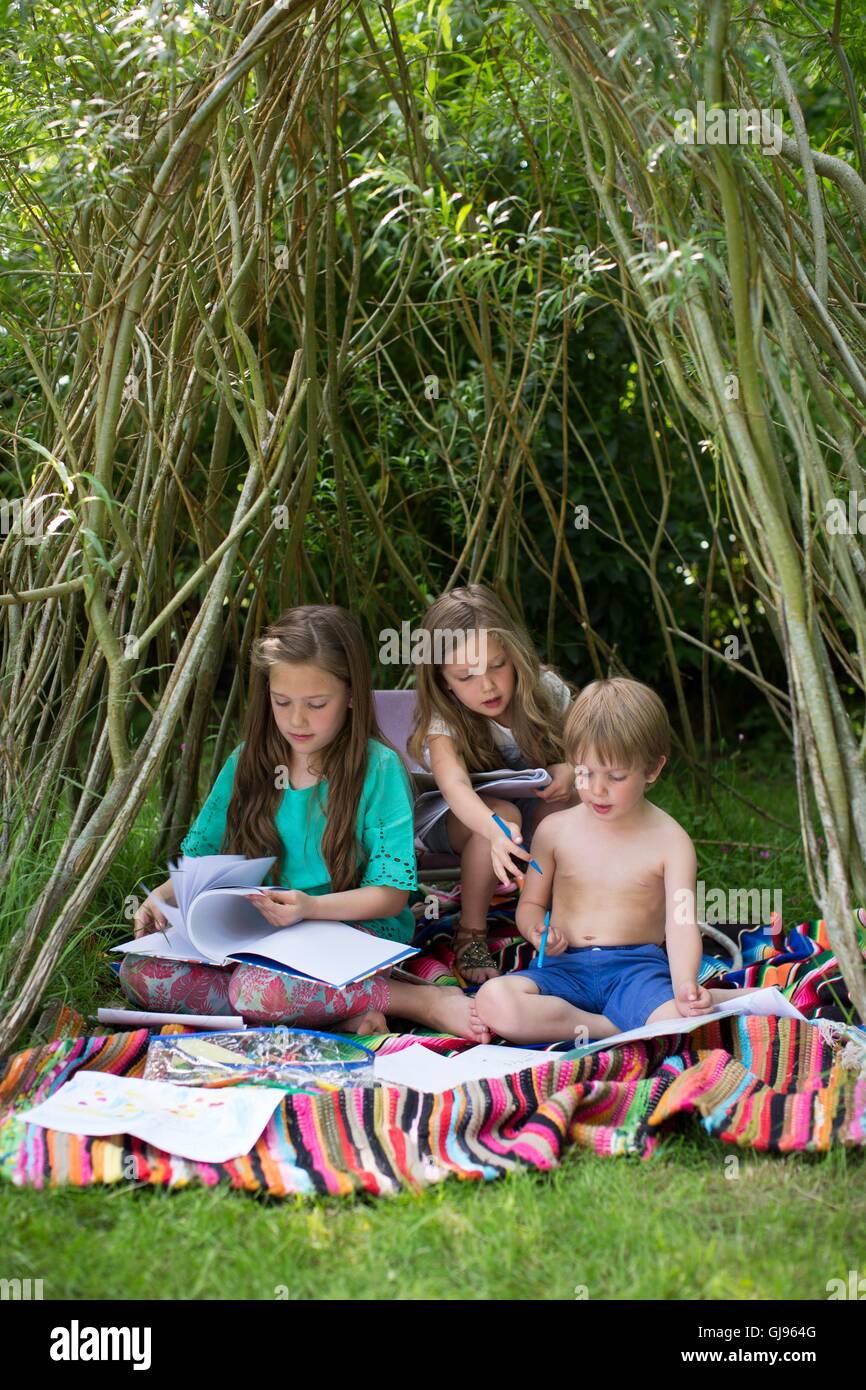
247,885,408,927
428,733,532,871
306,885,408,921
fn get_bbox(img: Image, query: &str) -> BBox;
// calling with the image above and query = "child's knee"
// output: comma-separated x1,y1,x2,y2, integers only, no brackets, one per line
117,955,147,1006
644,998,677,1024
485,798,521,826
475,978,521,1033
229,963,291,1023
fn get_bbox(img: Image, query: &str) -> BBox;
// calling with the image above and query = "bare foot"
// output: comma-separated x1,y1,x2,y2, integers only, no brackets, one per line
468,994,494,1044
337,1009,388,1036
426,985,493,1043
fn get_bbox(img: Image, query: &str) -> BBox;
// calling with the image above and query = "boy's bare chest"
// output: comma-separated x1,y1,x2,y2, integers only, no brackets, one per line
554,838,665,897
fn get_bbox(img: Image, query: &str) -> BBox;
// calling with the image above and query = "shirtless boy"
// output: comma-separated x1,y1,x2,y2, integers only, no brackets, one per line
473,677,758,1043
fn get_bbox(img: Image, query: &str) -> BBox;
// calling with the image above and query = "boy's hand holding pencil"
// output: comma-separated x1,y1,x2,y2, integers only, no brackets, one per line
522,914,567,957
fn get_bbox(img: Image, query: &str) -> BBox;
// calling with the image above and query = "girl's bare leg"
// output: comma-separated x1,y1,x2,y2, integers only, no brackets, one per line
337,1009,389,1035
531,789,581,827
386,979,492,1043
335,966,494,1041
336,984,494,1043
447,796,523,984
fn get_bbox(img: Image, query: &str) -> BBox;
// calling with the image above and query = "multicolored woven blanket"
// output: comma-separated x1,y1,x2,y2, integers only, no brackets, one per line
1,1015,864,1197
2,912,864,1197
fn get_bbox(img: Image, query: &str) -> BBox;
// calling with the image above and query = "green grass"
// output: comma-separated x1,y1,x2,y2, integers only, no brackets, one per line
2,1137,864,1299
2,736,862,1300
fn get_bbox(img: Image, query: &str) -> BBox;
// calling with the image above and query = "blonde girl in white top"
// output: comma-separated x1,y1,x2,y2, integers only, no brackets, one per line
407,584,577,983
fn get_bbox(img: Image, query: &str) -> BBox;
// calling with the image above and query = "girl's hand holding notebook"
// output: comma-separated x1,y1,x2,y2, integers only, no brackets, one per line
244,888,310,928
536,763,576,802
133,879,175,938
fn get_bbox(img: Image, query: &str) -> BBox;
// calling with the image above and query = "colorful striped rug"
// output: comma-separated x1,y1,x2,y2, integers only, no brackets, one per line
2,1016,864,1197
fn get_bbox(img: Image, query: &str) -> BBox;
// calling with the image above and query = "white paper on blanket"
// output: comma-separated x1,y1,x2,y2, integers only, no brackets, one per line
111,853,418,986
571,985,807,1057
18,1070,285,1163
414,767,552,847
374,1042,547,1092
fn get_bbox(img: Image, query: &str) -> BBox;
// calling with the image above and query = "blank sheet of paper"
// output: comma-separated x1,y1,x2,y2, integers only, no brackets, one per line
374,1043,548,1093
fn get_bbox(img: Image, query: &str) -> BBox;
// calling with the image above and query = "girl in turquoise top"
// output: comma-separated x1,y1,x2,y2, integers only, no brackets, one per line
122,605,487,1041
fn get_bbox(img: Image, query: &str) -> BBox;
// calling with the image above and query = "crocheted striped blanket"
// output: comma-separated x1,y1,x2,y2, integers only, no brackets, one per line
2,912,864,1197
2,1014,864,1197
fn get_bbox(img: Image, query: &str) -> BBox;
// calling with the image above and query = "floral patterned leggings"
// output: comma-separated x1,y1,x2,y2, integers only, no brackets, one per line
118,954,391,1027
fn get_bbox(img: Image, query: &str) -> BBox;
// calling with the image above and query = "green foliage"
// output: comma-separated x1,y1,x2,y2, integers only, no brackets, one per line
2,0,862,771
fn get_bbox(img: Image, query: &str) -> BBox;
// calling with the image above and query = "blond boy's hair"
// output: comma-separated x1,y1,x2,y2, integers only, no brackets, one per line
564,677,670,772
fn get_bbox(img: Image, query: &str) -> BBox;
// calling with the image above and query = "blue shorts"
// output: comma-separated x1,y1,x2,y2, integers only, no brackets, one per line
512,942,675,1032
422,794,547,856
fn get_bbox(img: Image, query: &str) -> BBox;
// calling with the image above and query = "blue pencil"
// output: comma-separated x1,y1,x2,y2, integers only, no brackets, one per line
538,909,550,969
491,813,543,876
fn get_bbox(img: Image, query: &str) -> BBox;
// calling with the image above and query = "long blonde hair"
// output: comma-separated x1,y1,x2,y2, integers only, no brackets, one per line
222,605,400,890
407,584,572,772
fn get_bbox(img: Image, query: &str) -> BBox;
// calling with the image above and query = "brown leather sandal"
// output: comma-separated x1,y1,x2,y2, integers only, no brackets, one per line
452,925,500,983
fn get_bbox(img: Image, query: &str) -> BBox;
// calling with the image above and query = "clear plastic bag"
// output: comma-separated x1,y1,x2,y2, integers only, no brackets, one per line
144,1026,375,1091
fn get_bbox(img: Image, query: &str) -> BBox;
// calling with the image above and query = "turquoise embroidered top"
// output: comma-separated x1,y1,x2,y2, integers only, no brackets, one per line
179,738,418,943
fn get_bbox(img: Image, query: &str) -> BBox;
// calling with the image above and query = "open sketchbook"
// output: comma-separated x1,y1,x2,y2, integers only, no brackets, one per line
414,767,552,848
112,854,418,989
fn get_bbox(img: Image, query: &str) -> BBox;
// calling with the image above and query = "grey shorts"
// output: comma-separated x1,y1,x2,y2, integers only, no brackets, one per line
420,796,546,856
